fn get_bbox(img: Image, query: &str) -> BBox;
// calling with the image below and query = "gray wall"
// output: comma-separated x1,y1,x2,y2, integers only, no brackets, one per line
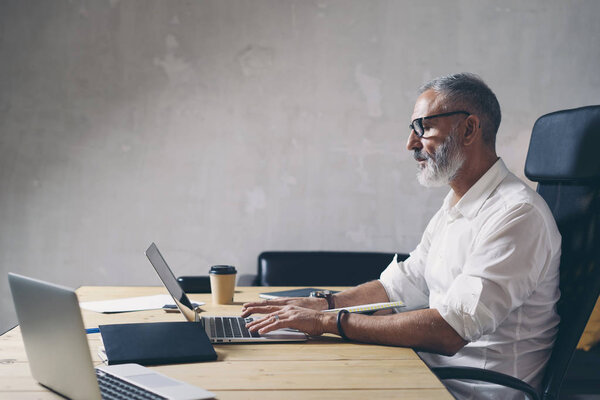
1,0,599,334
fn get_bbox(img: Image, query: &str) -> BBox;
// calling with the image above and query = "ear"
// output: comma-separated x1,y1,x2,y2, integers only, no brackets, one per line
462,115,480,146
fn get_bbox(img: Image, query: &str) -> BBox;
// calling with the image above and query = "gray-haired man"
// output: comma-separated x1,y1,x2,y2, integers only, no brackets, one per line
242,73,561,399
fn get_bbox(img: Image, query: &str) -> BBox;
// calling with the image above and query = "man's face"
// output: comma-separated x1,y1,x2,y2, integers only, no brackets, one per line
407,90,466,187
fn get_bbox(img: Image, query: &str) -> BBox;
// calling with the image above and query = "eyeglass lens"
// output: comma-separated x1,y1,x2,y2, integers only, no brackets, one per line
412,119,423,137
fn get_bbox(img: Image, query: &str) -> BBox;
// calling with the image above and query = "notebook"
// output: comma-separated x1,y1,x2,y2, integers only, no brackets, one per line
146,243,307,343
323,301,405,314
99,322,217,366
259,288,340,299
8,272,214,400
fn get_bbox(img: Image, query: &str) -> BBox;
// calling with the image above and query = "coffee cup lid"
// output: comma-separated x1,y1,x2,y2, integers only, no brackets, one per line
209,265,236,275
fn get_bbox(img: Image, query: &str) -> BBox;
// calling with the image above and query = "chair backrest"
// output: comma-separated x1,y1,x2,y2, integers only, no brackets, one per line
524,105,600,400
257,251,404,286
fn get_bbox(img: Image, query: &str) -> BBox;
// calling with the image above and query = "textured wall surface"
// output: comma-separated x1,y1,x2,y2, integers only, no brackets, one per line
1,0,599,333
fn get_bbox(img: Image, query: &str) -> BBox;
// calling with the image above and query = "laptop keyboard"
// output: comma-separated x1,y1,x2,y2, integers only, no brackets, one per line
96,369,166,400
209,317,261,338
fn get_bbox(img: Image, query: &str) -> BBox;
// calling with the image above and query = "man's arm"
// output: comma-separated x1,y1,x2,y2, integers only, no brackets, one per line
323,308,467,356
243,280,467,355
244,301,467,356
330,280,391,308
241,280,390,316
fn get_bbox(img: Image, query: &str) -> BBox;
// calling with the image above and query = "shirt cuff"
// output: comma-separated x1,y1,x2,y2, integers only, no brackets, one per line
435,275,496,342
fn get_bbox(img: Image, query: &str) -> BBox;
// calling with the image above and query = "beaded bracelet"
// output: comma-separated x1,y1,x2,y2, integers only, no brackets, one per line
336,309,350,341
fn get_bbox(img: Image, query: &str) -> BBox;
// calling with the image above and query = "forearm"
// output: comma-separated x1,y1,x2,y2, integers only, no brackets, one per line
321,308,467,356
332,280,390,309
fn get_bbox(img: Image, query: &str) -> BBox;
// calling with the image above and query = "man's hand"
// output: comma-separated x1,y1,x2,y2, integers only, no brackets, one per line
241,296,327,318
243,304,334,336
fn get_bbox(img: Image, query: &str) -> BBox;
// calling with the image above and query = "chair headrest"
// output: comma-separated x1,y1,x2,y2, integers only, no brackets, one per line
525,105,600,182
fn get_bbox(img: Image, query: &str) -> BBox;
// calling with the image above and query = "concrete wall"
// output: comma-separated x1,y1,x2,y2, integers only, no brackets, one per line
1,0,599,333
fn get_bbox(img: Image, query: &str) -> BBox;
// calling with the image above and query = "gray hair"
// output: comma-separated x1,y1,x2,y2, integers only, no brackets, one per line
419,73,501,149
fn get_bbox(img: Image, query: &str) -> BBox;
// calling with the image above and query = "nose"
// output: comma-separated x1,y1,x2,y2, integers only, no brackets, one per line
406,130,422,152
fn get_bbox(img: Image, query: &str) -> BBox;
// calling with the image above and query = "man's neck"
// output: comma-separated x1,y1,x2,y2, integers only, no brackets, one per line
449,155,499,205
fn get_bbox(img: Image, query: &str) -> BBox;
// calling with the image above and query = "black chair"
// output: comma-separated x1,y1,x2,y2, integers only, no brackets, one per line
240,251,407,286
432,105,600,400
560,345,600,396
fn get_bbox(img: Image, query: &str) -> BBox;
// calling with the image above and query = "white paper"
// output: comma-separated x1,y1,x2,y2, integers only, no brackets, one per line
323,301,406,314
80,294,204,313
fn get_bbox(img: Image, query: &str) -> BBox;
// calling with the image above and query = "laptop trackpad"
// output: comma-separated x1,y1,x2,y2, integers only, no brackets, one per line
127,373,182,388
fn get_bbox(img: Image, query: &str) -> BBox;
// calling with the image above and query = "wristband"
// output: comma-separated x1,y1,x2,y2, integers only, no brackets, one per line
336,309,350,341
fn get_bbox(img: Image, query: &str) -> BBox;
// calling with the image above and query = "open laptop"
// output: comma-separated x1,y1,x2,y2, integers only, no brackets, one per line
8,272,215,400
145,243,307,343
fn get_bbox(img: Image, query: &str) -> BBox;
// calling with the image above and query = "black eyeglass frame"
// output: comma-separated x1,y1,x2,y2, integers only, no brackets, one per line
409,111,470,137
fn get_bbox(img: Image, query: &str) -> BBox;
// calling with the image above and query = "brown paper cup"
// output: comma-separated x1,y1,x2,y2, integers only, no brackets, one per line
209,265,236,304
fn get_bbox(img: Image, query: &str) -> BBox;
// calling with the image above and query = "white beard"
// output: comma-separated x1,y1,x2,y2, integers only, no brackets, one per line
416,132,465,187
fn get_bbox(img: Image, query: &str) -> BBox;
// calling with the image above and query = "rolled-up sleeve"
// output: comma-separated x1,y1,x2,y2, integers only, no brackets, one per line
380,255,430,311
379,211,442,311
434,203,555,342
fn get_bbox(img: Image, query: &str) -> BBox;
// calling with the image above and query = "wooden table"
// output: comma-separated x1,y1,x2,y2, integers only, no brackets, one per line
0,286,452,399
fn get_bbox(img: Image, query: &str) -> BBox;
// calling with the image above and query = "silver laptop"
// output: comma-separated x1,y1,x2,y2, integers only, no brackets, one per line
8,272,215,400
145,243,307,343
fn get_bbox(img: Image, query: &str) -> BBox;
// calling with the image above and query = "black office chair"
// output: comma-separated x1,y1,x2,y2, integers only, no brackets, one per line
240,251,407,286
432,105,600,400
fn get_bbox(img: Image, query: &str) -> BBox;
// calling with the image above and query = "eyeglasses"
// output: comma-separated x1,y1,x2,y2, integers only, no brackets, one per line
409,111,470,137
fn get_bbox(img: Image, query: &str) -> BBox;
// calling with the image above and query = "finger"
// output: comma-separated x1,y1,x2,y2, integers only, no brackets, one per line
245,311,279,328
246,312,280,328
242,300,270,308
245,315,267,329
257,314,286,334
247,313,284,332
241,300,274,315
243,298,289,308
240,307,252,318
258,322,281,334
246,316,272,332
241,305,285,317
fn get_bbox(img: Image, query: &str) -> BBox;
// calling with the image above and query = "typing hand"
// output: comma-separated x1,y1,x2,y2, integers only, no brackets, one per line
240,296,326,318
244,305,334,336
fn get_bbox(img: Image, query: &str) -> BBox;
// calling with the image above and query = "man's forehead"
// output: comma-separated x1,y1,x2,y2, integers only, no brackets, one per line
411,89,446,119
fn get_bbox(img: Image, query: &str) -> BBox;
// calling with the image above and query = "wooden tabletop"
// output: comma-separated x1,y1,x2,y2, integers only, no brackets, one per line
0,286,452,399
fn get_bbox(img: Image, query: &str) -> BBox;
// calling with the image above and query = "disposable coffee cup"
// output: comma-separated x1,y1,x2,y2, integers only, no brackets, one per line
209,265,237,305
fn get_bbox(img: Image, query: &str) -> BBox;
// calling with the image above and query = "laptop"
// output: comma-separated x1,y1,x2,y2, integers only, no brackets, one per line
145,243,307,343
8,272,215,400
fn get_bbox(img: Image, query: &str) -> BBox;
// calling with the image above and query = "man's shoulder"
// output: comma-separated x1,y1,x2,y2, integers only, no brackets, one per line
484,171,560,243
494,171,547,212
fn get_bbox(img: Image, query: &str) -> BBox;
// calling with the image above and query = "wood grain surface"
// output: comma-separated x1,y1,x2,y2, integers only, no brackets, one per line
0,286,452,399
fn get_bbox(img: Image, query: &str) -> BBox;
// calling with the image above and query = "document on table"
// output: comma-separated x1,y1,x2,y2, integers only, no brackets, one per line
80,294,204,313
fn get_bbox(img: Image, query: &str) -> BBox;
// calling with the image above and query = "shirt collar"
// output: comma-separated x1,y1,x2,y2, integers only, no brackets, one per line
442,158,510,220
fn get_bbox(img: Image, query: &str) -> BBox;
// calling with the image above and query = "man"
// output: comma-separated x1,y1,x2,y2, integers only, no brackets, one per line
241,73,561,399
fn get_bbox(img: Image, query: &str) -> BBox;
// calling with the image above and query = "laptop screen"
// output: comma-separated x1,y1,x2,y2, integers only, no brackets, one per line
8,273,103,399
145,243,198,322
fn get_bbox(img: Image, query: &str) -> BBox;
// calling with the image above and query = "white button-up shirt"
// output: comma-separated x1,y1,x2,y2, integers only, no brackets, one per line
379,159,561,399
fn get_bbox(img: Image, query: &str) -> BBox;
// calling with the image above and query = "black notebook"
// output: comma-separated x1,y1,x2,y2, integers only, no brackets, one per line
99,322,217,366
